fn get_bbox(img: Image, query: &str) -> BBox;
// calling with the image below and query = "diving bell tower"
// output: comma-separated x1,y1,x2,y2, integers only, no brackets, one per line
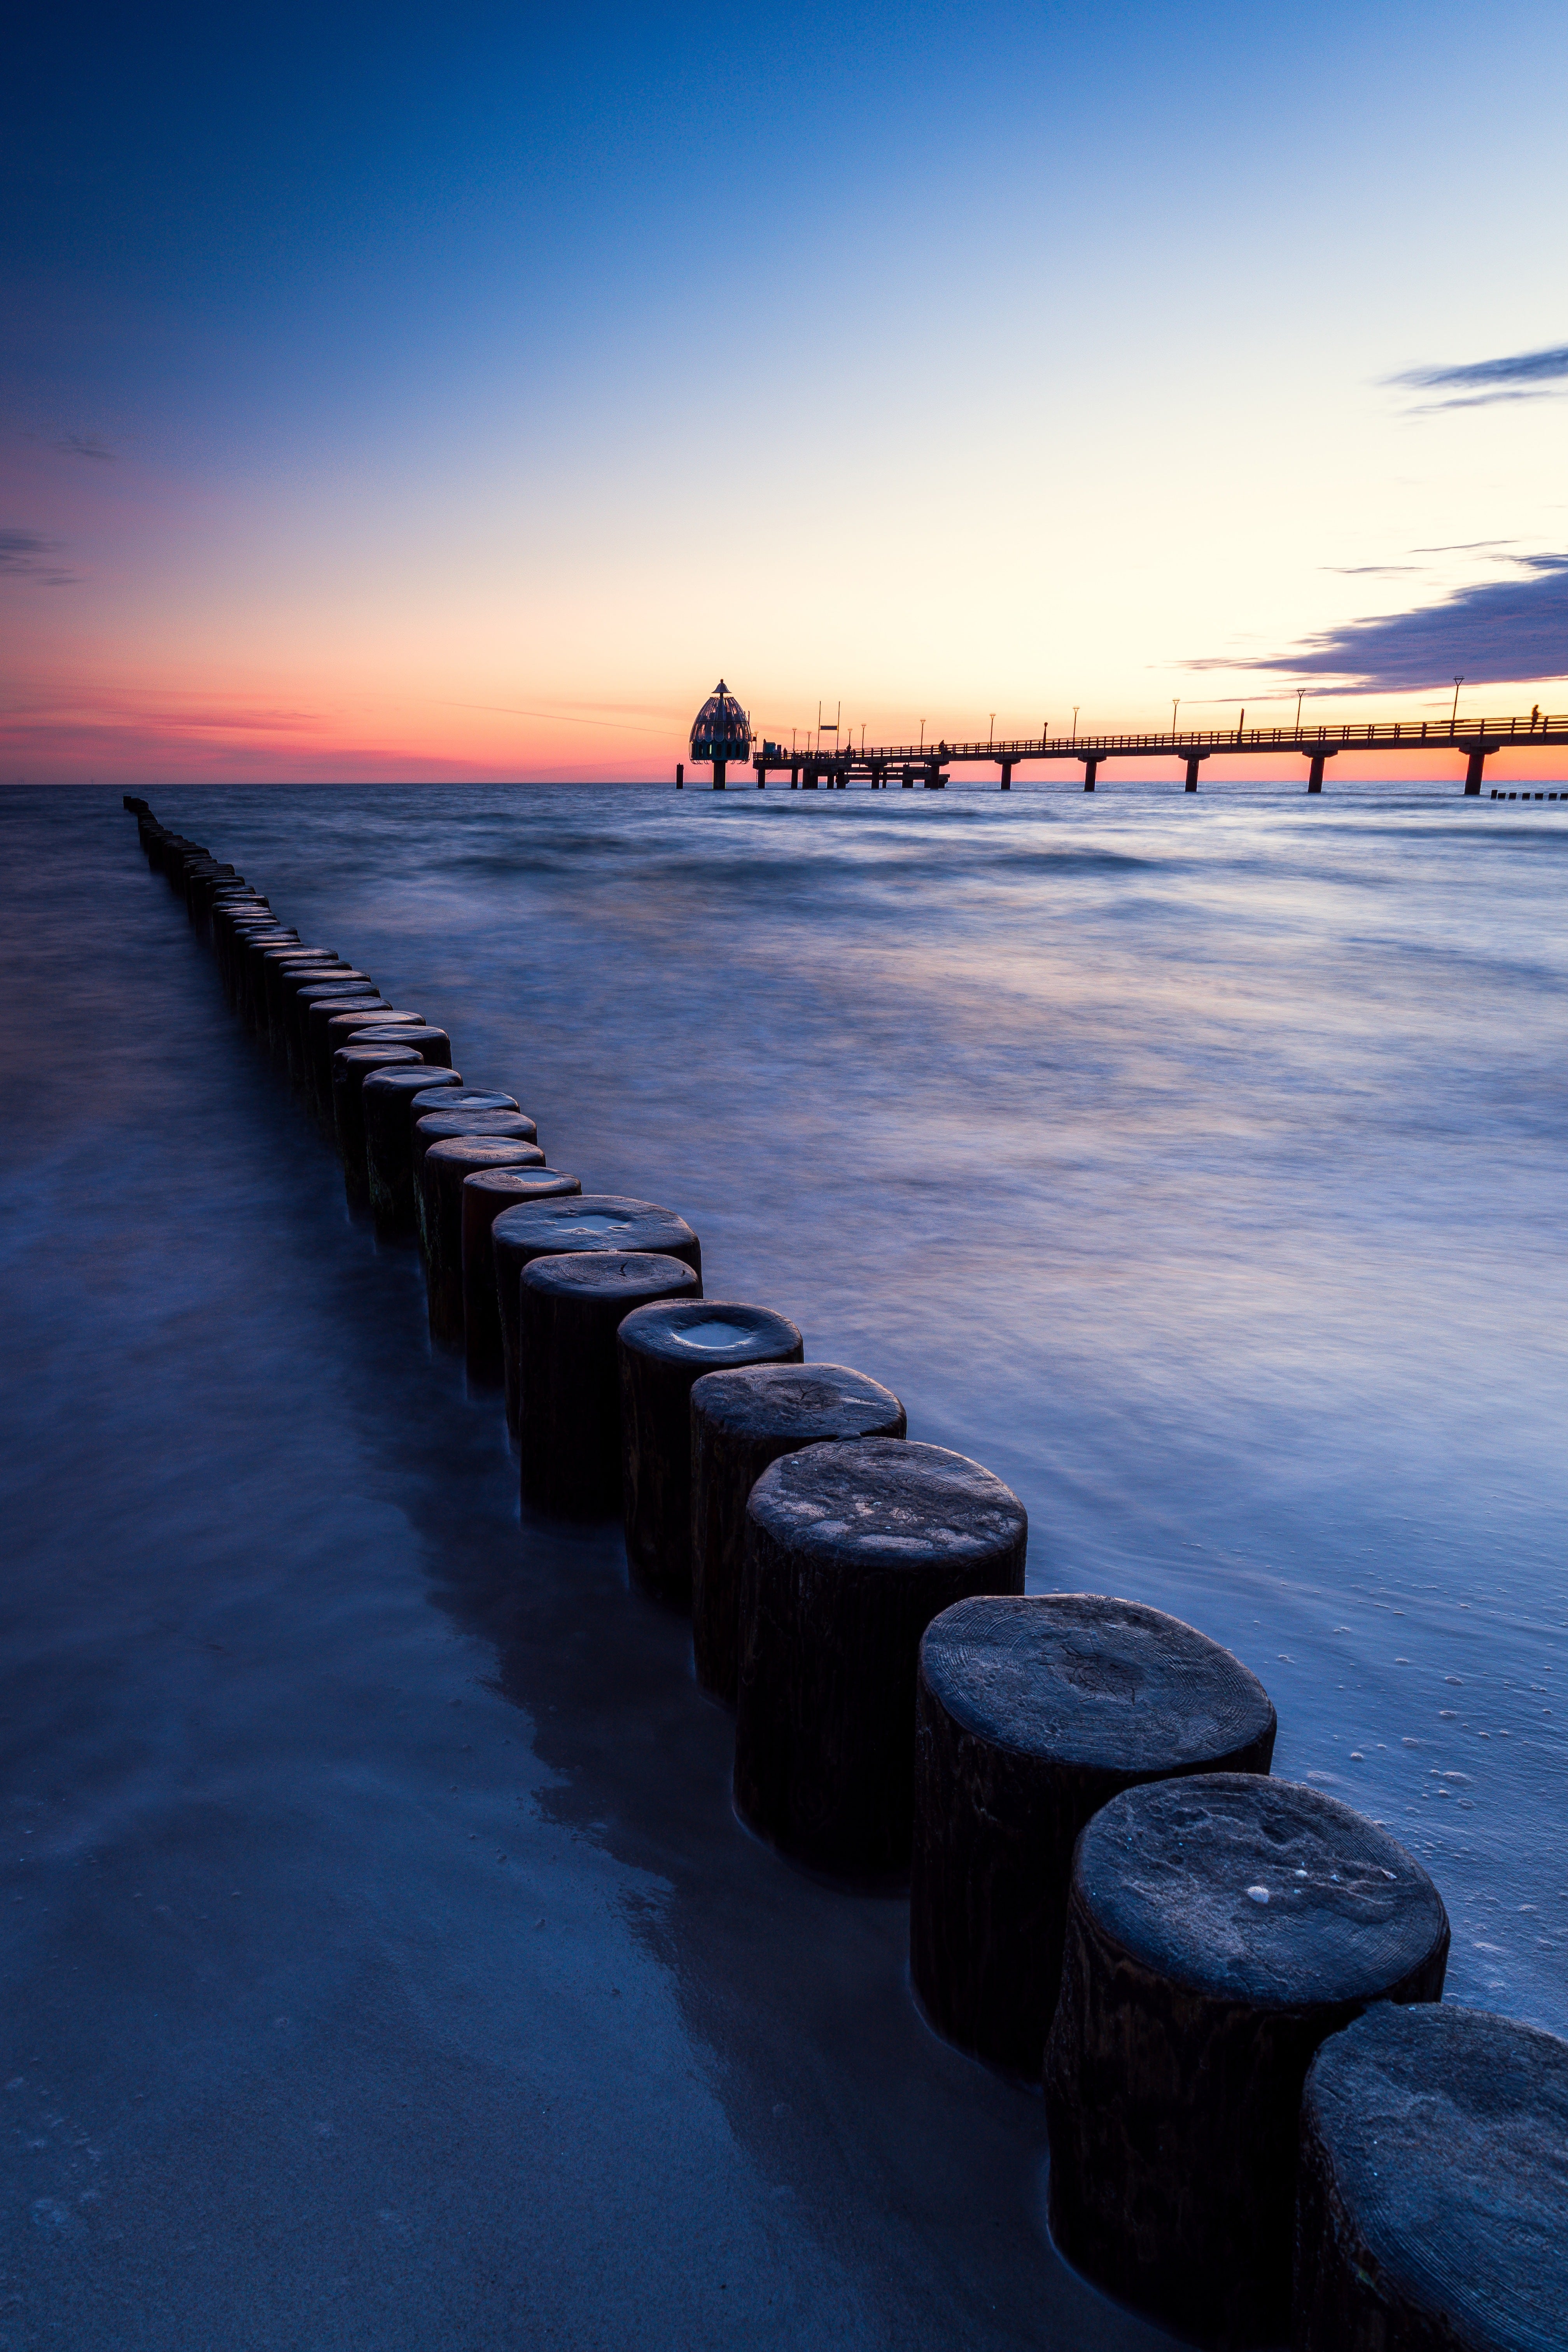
690,680,751,789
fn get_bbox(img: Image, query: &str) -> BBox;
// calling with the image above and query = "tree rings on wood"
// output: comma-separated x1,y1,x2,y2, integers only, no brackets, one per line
1294,2000,1568,2352
1042,1773,1451,2348
690,1363,906,1706
911,1593,1276,2079
362,1065,465,1234
520,1251,701,1519
618,1301,804,1610
462,1167,582,1380
733,1439,1028,1880
419,1137,548,1344
491,1197,702,1438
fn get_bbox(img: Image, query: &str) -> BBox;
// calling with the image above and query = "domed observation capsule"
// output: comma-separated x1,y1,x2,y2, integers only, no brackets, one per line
690,680,751,789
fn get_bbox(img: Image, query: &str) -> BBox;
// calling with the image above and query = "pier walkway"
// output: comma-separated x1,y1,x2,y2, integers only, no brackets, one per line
732,710,1568,795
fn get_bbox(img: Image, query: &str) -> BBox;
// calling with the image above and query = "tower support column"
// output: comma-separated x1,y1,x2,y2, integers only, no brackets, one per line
1082,757,1099,791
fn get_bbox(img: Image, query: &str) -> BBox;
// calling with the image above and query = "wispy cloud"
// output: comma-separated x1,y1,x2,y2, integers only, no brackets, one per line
1247,555,1568,690
1388,343,1568,411
0,528,75,586
53,432,115,462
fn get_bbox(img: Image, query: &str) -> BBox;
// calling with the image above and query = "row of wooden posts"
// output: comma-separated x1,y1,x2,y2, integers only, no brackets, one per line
124,794,1561,2352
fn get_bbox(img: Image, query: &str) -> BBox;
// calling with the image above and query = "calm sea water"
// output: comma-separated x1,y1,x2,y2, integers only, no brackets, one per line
2,775,1565,2347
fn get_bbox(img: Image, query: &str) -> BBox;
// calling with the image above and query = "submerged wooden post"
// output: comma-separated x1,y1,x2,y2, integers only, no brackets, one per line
1295,2001,1568,2351
690,1363,906,1705
616,1300,803,1609
520,1251,700,1518
362,1065,466,1234
734,1440,1027,1878
462,1166,582,1380
420,1138,546,1344
912,1594,1276,2079
491,1197,703,1437
332,1042,425,1189
1042,1774,1450,2346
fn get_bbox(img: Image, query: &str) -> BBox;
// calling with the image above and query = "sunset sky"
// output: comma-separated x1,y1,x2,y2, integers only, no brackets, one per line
4,0,1566,783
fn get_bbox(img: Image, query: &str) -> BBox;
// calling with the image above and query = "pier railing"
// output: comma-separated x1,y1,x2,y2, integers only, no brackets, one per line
814,712,1568,764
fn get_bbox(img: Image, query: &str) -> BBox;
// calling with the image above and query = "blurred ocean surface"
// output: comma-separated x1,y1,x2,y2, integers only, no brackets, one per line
2,775,1565,2347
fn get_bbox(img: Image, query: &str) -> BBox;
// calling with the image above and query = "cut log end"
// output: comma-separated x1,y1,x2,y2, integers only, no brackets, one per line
690,1363,906,1704
1043,1773,1450,2346
735,1440,1028,1880
910,1594,1276,2079
1295,2000,1568,2352
618,1300,804,1611
520,1251,702,1519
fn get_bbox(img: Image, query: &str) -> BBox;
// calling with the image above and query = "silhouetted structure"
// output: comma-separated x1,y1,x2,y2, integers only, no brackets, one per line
740,709,1568,795
690,681,752,789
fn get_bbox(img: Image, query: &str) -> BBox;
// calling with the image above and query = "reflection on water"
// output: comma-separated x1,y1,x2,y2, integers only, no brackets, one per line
190,775,1568,2025
2,776,1566,2345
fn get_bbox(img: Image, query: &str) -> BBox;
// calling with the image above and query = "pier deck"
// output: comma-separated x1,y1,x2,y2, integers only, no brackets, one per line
734,710,1568,794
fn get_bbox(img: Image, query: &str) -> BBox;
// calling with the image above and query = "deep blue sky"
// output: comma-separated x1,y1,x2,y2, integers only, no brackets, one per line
4,1,1566,777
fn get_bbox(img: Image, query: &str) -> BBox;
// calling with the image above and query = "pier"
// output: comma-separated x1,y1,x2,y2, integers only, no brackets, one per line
735,709,1568,794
